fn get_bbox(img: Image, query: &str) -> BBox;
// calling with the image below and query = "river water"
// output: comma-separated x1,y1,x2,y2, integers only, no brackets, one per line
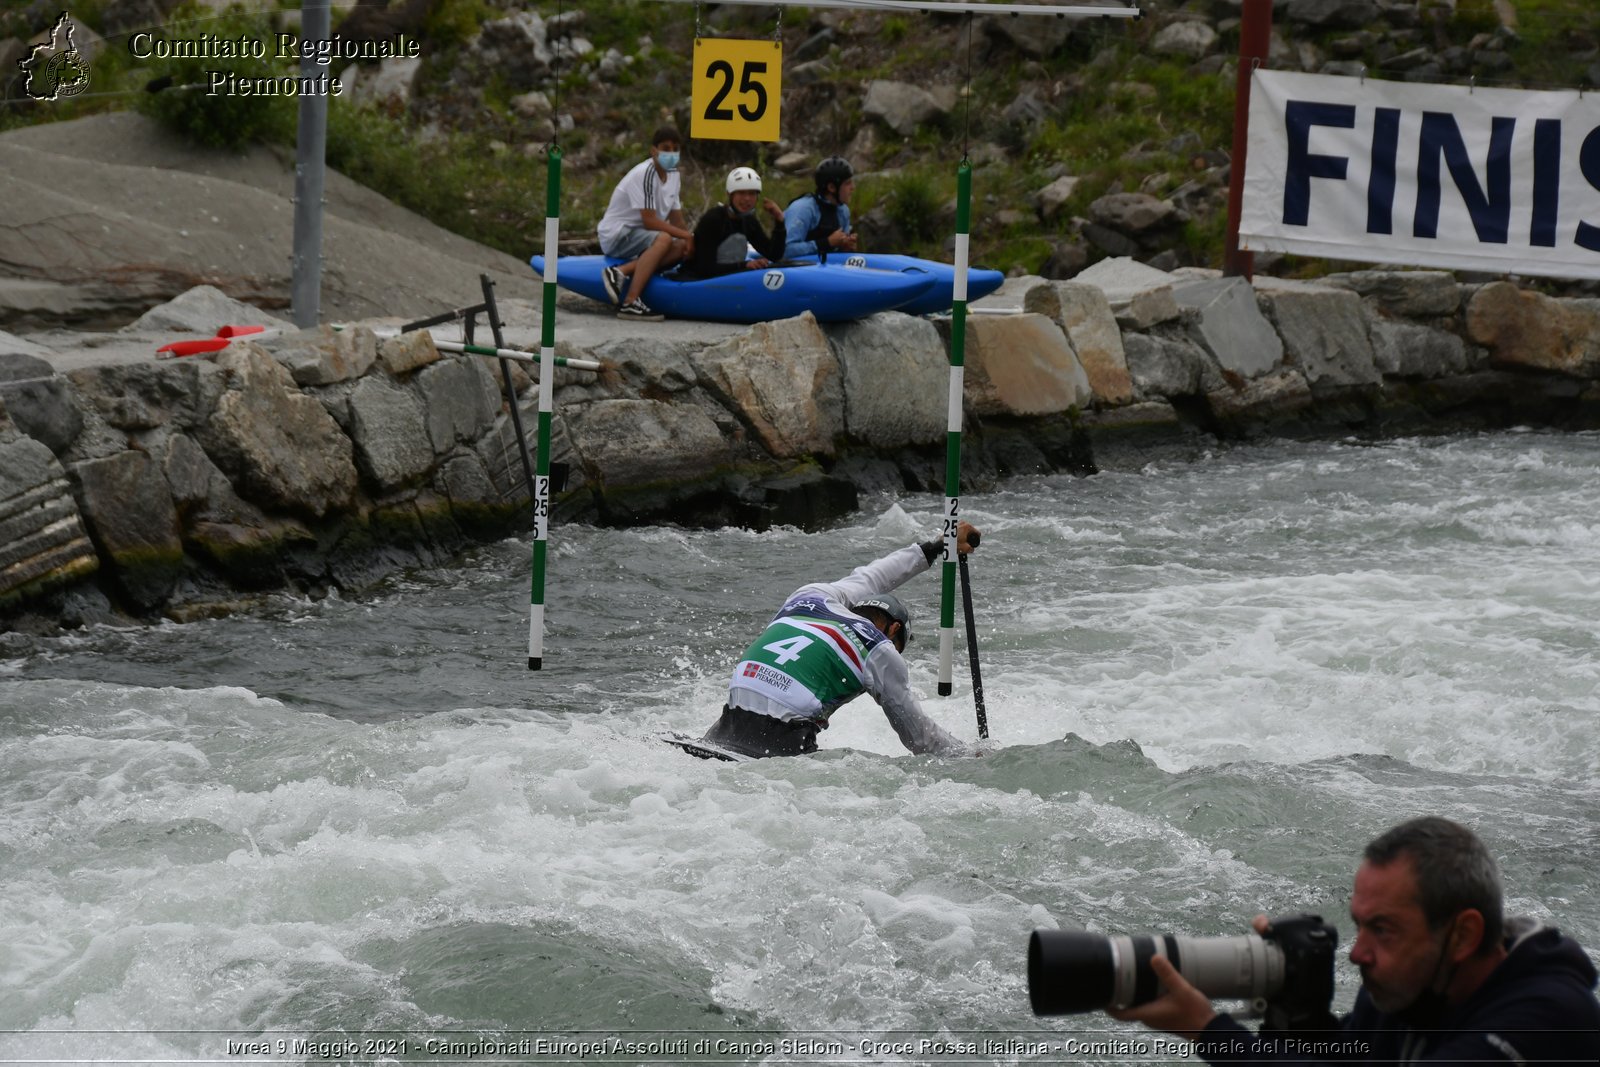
2,431,1597,1065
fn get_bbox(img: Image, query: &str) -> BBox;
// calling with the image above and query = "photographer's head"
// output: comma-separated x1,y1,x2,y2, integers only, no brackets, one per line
1351,817,1506,1015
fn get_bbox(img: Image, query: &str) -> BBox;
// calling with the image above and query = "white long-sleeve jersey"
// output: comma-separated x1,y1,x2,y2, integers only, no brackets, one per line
726,542,969,756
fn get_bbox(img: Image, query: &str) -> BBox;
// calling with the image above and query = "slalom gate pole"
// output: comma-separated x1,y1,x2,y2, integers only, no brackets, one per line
958,551,988,739
529,145,563,671
937,159,972,698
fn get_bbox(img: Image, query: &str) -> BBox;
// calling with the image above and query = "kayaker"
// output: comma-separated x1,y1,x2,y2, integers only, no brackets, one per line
596,125,693,321
783,156,858,262
697,522,981,759
683,167,787,278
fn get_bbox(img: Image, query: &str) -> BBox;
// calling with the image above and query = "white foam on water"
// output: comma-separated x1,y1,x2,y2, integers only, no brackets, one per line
2,433,1597,1057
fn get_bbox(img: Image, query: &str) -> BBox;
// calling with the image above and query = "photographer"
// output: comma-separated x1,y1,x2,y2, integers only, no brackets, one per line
1112,817,1600,1063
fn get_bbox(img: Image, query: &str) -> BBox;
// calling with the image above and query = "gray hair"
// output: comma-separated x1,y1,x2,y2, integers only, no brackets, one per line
1363,816,1504,956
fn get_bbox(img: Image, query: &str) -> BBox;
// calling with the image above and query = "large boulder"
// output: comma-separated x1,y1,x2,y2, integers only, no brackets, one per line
129,284,288,335
1075,257,1179,306
1114,285,1182,331
862,80,952,137
1033,175,1082,222
1370,320,1474,379
472,11,554,88
344,375,434,494
1023,282,1135,406
0,427,98,609
1088,193,1181,245
69,449,183,611
65,358,224,433
564,398,733,494
194,342,358,519
162,432,268,527
1121,331,1220,399
1323,270,1462,319
415,356,502,456
692,313,843,458
342,56,422,109
1151,21,1218,59
826,312,946,447
1466,283,1600,378
271,326,379,386
0,346,81,455
1169,277,1283,380
375,329,441,377
471,396,582,511
1206,367,1317,433
1260,285,1381,393
942,313,1091,416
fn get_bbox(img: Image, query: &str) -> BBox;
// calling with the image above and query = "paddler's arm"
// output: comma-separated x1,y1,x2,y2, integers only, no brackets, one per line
865,645,971,757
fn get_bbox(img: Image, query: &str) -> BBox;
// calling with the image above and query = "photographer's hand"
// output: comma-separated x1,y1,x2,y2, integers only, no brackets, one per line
1107,955,1219,1040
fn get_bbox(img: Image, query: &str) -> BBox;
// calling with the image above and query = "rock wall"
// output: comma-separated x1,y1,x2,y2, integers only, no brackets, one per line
3,263,1598,627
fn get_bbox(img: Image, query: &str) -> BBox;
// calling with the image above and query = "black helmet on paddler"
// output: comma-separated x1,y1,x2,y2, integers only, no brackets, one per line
853,592,911,650
815,156,853,194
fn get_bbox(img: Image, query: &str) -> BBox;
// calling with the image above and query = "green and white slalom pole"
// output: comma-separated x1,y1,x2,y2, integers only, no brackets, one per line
428,338,600,372
937,159,973,698
529,145,562,670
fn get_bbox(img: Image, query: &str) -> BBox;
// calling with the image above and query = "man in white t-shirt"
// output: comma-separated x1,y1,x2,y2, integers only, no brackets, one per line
595,125,693,320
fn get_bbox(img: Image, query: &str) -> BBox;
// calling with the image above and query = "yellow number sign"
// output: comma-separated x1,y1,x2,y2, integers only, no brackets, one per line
692,38,782,142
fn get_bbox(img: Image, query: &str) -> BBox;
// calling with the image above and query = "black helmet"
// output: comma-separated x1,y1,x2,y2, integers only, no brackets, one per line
815,156,853,192
854,593,910,645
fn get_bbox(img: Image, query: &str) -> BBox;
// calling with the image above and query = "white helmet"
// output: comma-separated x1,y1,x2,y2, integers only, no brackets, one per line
726,166,762,194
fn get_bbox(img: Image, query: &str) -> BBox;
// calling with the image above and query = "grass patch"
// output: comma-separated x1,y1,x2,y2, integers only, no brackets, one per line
325,104,552,256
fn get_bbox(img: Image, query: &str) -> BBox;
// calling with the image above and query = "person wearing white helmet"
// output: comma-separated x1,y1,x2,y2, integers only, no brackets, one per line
694,522,983,759
684,165,788,278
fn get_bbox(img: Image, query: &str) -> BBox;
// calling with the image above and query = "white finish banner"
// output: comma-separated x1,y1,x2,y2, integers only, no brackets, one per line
1240,69,1600,280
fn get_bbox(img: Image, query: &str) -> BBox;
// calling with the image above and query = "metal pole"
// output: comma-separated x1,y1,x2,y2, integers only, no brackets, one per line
290,0,329,327
480,274,540,520
938,159,972,697
529,145,563,670
1225,0,1273,279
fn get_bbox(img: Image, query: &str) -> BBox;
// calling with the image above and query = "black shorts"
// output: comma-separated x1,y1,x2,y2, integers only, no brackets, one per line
701,705,819,758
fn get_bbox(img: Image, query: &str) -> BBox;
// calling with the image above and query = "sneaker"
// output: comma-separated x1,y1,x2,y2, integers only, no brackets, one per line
601,265,625,305
617,299,663,321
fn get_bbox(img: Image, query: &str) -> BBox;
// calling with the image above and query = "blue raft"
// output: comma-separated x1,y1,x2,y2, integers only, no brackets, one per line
787,252,1007,316
530,255,936,324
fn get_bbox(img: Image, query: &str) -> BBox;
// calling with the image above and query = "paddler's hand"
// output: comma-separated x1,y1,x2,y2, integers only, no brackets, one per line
827,229,857,251
746,258,771,270
763,198,783,221
957,522,981,555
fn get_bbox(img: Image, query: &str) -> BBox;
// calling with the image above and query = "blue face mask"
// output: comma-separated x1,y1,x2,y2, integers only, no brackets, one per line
657,150,680,172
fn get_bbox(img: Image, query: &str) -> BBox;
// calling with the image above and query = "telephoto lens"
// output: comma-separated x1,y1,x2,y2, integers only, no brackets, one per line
1028,929,1285,1015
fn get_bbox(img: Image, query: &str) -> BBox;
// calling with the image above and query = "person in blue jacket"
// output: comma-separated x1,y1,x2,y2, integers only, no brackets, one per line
1112,816,1600,1065
783,156,857,262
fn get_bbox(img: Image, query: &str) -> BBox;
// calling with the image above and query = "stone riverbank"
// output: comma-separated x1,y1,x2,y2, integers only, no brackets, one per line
2,260,1598,629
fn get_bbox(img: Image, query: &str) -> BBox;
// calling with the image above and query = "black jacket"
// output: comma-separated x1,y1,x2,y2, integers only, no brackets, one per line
685,204,785,278
1194,919,1600,1065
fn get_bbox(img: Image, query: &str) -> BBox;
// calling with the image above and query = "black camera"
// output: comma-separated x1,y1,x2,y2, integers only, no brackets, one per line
1029,914,1339,1032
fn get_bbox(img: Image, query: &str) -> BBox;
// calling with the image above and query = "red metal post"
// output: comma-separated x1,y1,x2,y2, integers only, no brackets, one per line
1225,0,1274,279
